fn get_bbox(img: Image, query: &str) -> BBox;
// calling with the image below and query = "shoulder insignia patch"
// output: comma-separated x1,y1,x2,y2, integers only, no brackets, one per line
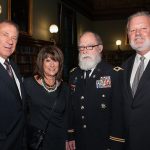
70,67,77,73
113,66,124,72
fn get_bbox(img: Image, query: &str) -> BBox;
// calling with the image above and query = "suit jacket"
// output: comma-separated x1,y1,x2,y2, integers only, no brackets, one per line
0,59,26,150
122,54,150,150
68,60,117,150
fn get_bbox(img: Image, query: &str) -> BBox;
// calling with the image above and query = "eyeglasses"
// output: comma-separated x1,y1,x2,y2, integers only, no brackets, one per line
78,44,100,51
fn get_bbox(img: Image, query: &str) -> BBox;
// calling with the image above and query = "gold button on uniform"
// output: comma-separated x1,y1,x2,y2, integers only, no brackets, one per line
102,94,106,98
81,96,84,99
101,103,106,109
81,106,84,110
82,116,85,119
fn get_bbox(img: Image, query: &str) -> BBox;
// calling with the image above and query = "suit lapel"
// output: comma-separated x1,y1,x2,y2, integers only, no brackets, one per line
135,61,150,96
131,59,150,107
92,61,105,78
0,62,23,107
10,60,24,106
124,56,135,99
0,64,16,92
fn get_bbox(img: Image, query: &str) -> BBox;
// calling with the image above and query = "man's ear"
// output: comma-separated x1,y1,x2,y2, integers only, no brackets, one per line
98,45,103,53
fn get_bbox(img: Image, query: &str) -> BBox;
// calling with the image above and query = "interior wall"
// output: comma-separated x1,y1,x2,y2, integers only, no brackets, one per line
0,0,60,41
32,0,60,40
76,12,92,42
93,20,131,51
76,14,131,51
0,0,132,51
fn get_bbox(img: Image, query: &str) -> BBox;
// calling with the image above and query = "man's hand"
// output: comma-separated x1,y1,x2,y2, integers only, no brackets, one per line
66,140,76,150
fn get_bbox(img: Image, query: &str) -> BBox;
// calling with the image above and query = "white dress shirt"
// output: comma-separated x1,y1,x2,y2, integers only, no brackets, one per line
0,56,22,98
130,51,150,87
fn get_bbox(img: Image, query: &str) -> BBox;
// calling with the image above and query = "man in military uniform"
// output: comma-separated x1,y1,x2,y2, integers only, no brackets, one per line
66,31,124,150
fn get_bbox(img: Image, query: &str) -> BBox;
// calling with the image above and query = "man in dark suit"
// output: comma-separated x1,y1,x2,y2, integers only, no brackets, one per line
0,20,26,150
66,31,123,150
115,11,150,150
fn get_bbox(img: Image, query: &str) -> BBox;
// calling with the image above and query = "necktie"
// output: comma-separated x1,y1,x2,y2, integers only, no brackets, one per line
4,60,14,79
4,60,22,100
84,70,91,85
86,70,91,79
132,56,145,96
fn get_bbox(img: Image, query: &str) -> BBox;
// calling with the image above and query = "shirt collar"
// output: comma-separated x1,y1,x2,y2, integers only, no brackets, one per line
0,56,6,65
135,51,150,61
143,51,150,61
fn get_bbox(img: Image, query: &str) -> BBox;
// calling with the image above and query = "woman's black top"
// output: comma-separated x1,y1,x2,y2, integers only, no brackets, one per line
24,77,69,150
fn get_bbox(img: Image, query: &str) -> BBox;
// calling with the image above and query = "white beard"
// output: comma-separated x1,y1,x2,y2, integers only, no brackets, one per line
78,53,101,70
130,36,150,52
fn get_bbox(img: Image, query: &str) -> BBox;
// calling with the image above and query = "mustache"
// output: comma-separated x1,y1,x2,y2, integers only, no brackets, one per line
134,35,143,40
80,54,92,59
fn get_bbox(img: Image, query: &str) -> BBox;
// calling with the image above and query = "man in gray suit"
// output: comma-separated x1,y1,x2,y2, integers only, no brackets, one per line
0,20,26,150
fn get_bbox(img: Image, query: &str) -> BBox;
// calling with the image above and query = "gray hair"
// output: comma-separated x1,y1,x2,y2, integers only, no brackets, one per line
0,20,19,32
78,31,103,45
127,11,150,31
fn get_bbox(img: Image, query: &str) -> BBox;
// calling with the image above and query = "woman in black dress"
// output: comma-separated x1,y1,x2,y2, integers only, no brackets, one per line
24,45,69,150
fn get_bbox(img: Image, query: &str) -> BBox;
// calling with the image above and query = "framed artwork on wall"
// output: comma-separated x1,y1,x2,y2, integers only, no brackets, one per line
8,0,32,36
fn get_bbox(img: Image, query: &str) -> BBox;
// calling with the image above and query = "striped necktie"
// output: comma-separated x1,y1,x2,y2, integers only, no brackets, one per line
132,56,145,96
4,60,14,79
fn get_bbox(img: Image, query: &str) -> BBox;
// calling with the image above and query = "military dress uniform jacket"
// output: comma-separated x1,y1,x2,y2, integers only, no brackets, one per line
68,60,117,150
109,66,125,150
0,59,26,150
121,54,150,150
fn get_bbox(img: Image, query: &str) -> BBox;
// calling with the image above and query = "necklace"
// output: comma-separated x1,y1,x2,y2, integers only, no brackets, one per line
43,79,56,89
41,79,58,93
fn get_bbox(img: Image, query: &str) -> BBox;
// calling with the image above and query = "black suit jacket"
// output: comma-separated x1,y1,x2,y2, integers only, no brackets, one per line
122,54,150,150
0,59,26,150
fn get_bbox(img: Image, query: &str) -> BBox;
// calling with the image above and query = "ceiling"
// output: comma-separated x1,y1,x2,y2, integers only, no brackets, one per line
62,0,150,20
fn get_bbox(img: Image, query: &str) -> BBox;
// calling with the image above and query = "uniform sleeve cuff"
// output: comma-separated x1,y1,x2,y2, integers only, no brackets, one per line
109,136,125,143
67,129,75,141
